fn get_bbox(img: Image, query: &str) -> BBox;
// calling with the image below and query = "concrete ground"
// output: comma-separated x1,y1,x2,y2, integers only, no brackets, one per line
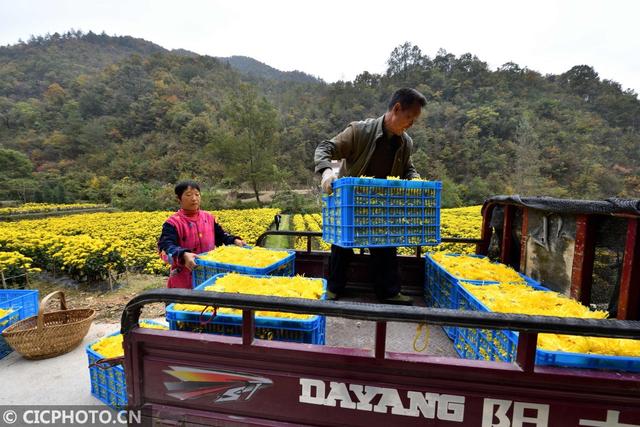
326,317,457,356
0,322,120,405
325,292,458,356
0,298,457,406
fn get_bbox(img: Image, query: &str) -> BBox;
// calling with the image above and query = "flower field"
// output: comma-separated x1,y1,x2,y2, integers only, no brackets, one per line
0,208,279,282
0,205,482,283
0,203,108,216
292,214,329,251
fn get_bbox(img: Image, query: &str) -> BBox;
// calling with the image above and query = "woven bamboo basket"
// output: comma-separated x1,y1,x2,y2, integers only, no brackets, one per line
1,290,95,360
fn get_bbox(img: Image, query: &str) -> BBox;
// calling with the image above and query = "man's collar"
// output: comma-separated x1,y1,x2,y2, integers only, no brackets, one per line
377,115,404,143
375,115,385,139
381,116,394,139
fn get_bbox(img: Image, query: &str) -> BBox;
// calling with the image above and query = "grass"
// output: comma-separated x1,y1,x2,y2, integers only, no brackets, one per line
264,214,293,249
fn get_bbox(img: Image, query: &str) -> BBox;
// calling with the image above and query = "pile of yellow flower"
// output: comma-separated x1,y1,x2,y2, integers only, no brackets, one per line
460,281,640,357
433,253,640,357
0,308,14,327
173,273,324,319
198,246,290,268
358,176,424,181
431,252,524,283
90,320,168,358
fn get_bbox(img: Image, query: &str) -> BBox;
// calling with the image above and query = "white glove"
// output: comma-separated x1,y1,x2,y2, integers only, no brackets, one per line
321,169,337,195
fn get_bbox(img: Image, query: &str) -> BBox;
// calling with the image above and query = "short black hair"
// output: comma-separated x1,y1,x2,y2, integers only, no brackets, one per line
388,88,427,111
175,181,201,199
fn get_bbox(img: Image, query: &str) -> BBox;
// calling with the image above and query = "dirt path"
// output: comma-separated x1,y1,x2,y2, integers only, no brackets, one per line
28,273,167,322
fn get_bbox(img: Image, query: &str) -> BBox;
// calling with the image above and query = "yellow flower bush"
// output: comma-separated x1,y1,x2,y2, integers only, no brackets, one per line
292,215,306,250
292,214,329,251
0,250,41,275
173,273,324,319
0,209,279,282
0,203,107,216
304,214,330,251
436,205,483,254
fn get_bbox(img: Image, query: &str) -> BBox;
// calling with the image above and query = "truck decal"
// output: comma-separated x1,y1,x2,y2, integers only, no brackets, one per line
300,378,465,422
163,366,273,402
300,378,640,426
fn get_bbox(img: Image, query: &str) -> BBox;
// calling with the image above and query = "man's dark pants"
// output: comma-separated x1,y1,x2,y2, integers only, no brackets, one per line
328,244,400,299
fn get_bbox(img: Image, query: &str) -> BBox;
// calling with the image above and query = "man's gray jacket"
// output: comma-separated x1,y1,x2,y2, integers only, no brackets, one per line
314,115,420,179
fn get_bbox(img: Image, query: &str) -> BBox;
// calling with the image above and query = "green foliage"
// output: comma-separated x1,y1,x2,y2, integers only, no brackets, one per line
110,178,165,211
218,84,280,205
271,182,320,214
0,33,638,209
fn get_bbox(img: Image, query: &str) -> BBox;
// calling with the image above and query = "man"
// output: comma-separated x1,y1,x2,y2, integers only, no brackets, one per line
314,88,427,304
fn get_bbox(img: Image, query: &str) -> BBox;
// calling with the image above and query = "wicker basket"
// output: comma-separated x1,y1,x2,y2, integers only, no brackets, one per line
1,290,95,360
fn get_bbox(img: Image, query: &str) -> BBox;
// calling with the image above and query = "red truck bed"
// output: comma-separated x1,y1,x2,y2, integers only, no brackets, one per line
119,197,640,426
121,289,640,426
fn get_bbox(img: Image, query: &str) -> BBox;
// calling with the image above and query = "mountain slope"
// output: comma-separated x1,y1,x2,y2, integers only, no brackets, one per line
218,55,320,83
0,31,168,98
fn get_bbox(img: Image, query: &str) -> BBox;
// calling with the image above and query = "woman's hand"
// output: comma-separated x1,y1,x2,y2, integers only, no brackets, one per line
234,238,247,247
183,252,198,271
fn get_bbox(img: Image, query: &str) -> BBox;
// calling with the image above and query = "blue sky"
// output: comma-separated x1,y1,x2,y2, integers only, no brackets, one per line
1,0,639,95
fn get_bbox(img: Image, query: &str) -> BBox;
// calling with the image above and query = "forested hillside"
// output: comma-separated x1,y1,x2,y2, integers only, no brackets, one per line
1,33,638,208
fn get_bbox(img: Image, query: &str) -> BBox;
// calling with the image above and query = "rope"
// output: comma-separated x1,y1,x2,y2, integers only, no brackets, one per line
413,323,430,352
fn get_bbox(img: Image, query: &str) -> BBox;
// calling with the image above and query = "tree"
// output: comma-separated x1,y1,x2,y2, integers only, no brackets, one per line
386,42,427,80
220,84,280,205
561,65,600,102
0,149,36,201
43,83,66,106
182,113,214,145
511,115,566,197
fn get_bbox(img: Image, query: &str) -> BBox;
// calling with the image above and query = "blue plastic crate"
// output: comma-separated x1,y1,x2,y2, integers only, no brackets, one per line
455,281,525,363
423,253,492,340
192,248,295,288
425,253,551,350
0,289,39,320
86,319,168,410
455,278,640,372
167,273,326,345
322,177,441,248
0,308,21,359
86,338,126,410
534,347,640,372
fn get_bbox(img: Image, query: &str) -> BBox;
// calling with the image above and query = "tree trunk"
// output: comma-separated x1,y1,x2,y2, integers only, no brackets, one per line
252,177,262,206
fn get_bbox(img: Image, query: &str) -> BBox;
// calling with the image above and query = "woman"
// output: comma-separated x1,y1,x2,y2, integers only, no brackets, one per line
158,181,246,288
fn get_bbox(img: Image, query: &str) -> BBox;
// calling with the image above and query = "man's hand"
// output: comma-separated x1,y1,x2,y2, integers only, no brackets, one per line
321,168,337,194
183,251,198,271
234,238,247,247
